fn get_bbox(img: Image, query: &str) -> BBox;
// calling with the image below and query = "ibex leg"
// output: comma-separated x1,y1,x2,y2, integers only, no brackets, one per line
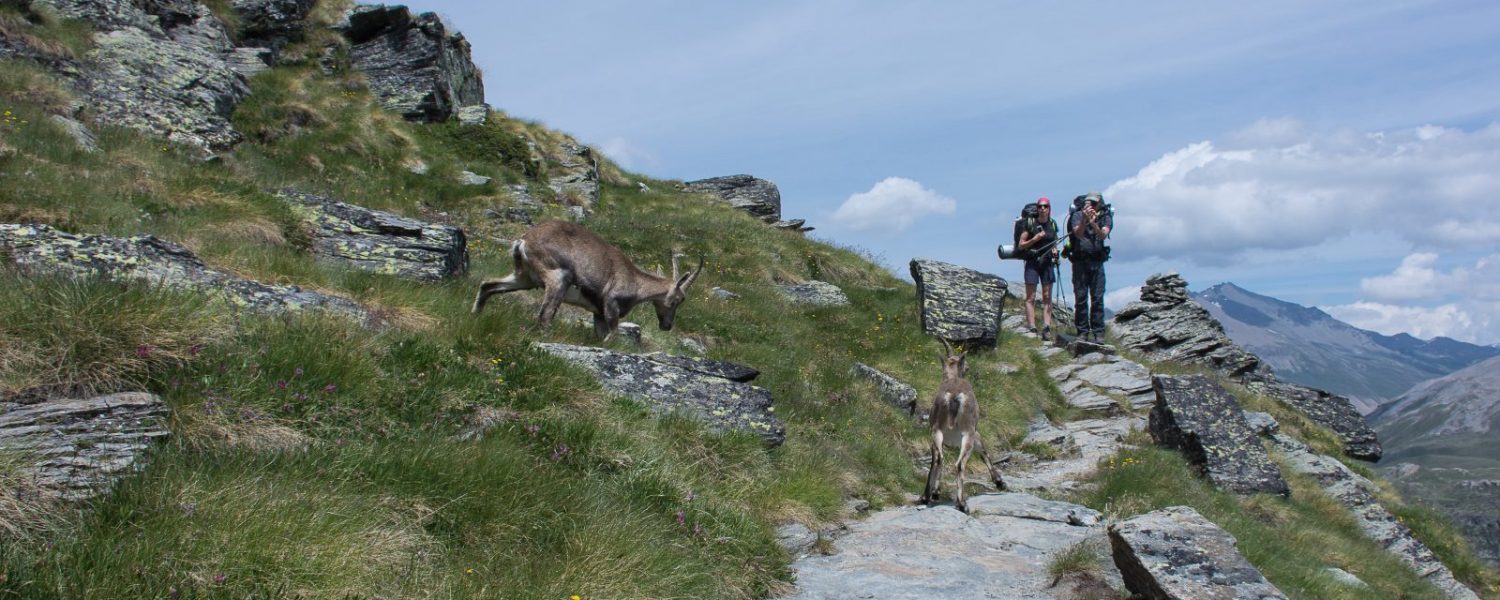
537,271,572,326
922,431,945,504
954,433,974,513
473,273,536,313
973,434,1007,491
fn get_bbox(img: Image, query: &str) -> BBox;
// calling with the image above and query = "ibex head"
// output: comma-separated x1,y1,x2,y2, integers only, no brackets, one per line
940,338,967,380
652,254,704,331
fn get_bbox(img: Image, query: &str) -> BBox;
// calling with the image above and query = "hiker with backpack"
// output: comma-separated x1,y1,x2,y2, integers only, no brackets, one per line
1065,192,1112,342
1016,197,1060,341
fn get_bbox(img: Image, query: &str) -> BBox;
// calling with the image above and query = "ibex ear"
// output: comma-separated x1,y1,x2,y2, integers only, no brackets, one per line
677,256,704,290
957,352,968,375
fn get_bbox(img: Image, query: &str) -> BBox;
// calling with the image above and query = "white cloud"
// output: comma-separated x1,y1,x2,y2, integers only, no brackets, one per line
597,137,658,171
1325,252,1500,344
1104,285,1142,311
1105,121,1500,265
829,177,957,233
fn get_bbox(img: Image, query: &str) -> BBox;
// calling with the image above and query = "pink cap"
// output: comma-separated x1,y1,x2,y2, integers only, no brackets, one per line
1037,197,1050,206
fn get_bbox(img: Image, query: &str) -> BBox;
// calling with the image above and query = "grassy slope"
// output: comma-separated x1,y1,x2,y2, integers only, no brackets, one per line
1,6,1497,598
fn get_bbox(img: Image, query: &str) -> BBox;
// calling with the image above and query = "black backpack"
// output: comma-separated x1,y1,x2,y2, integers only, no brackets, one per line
1065,195,1114,261
1012,203,1040,250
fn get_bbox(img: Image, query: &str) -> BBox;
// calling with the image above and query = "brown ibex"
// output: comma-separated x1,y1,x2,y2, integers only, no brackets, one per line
920,339,1006,513
472,221,704,340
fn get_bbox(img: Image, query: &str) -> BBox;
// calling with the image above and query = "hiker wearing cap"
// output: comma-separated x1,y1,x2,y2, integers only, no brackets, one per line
1066,192,1112,342
1018,197,1060,340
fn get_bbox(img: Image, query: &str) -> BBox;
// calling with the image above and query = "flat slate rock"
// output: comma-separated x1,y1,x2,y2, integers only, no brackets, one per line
966,492,1103,526
0,223,369,322
277,189,468,281
1150,375,1288,496
641,353,759,382
0,392,169,501
1110,506,1288,600
536,344,784,446
851,363,918,416
910,259,1006,349
779,281,851,307
787,497,1107,599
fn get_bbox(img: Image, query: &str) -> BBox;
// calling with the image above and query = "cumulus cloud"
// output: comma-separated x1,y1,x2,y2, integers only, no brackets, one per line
1324,252,1500,344
1105,120,1500,264
829,177,957,232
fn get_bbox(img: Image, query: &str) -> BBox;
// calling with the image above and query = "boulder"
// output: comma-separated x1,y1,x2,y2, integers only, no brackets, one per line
681,175,781,222
1150,375,1288,496
456,103,490,126
1111,273,1270,380
1109,506,1287,600
909,259,1006,349
536,344,784,446
640,353,758,382
337,4,484,123
459,171,491,186
851,363,919,416
0,392,169,501
43,0,251,150
0,223,369,322
276,189,467,281
1268,433,1480,600
778,280,850,307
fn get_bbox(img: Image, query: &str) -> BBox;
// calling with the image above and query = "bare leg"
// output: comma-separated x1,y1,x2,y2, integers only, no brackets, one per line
1024,283,1037,329
922,431,945,504
473,273,535,313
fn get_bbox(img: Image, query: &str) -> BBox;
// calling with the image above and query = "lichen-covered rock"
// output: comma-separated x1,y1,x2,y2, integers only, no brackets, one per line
1114,273,1379,462
778,280,850,307
0,392,169,501
338,4,484,123
1110,506,1287,600
851,363,919,416
1248,379,1381,461
1150,375,1288,496
230,0,315,49
681,175,782,222
0,223,369,321
456,103,489,126
53,0,251,150
1268,433,1479,600
276,189,467,281
910,259,1006,349
1112,273,1270,380
640,353,758,382
536,343,784,446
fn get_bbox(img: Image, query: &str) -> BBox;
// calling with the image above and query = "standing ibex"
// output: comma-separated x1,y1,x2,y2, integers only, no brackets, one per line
472,221,704,340
921,339,1006,513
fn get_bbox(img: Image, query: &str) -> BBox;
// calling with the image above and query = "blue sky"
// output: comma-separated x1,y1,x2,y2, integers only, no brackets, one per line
411,1,1500,345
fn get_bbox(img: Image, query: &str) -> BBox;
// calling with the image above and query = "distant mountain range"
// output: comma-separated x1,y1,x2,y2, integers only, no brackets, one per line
1192,282,1500,412
1372,355,1500,569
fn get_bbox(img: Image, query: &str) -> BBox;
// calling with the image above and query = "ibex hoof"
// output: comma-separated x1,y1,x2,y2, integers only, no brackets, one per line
954,501,968,514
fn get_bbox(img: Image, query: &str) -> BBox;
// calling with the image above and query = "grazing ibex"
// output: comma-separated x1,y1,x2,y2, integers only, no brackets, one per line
920,339,1006,513
472,221,704,340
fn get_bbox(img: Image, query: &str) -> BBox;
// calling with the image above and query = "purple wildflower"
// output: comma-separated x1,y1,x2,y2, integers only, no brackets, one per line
135,344,153,358
274,380,288,390
293,367,304,378
323,384,337,393
675,510,686,525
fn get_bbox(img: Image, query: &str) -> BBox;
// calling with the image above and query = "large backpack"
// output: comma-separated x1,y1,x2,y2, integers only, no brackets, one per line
1065,195,1114,261
1012,202,1040,250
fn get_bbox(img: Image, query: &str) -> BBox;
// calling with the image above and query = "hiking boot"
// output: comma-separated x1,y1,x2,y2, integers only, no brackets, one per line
1041,325,1051,342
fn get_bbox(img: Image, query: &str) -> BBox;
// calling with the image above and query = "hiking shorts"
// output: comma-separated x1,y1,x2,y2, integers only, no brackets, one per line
1024,259,1055,286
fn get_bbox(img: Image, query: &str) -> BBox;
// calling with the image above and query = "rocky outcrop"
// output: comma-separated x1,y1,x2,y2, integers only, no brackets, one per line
778,281,850,307
546,141,600,208
681,175,781,222
851,363,919,416
0,223,369,322
337,4,484,123
1150,375,1288,496
0,392,169,501
1261,421,1480,600
231,0,315,50
1114,273,1380,462
36,0,251,150
535,344,784,446
1112,273,1270,380
1109,506,1288,600
910,259,1006,349
1048,353,1156,416
1248,379,1381,461
276,189,467,281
